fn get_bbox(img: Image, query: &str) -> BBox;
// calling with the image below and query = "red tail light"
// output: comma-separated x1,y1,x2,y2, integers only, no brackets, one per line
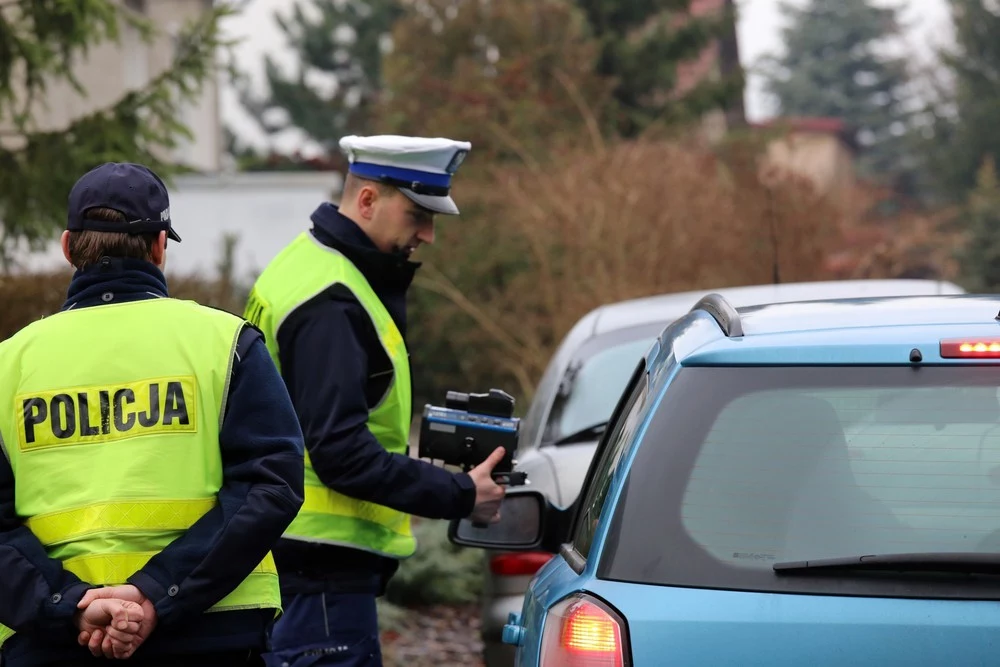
489,551,554,576
540,594,630,666
941,339,1000,358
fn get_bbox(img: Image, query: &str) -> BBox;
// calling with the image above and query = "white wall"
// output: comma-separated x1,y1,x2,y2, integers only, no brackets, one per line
17,172,343,282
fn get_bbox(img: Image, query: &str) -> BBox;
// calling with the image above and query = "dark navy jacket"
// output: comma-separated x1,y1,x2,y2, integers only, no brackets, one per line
271,204,476,595
0,258,305,664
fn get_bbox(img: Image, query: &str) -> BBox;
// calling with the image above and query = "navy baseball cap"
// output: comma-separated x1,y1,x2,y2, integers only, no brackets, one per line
67,162,181,242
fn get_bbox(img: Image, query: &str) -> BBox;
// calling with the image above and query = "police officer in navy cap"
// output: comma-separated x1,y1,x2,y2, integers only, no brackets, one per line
244,136,506,666
0,162,305,666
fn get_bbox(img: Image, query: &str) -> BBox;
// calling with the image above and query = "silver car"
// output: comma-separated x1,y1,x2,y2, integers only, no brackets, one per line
476,278,966,666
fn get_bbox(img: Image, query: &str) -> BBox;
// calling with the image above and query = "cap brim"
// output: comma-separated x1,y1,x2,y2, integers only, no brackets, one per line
400,188,460,215
167,226,182,243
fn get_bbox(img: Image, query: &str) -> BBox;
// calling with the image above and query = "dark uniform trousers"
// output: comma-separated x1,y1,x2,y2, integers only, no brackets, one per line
263,593,381,667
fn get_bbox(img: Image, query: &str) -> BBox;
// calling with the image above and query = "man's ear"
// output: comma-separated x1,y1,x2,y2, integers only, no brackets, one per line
60,231,73,267
150,231,167,267
356,184,379,219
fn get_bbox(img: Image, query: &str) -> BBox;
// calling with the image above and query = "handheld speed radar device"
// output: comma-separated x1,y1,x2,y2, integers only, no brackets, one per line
417,389,526,486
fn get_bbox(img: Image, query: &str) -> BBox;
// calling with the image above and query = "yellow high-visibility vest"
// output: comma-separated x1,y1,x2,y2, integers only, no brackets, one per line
245,232,415,559
0,298,281,646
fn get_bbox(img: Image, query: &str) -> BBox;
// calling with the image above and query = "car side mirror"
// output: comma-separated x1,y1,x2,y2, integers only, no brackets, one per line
448,488,574,553
449,488,546,550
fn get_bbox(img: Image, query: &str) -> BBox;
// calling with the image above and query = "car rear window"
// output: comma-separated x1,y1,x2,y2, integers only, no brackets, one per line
599,365,1000,599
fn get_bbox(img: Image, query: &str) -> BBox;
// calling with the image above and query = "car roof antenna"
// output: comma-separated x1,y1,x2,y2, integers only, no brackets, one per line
767,187,781,285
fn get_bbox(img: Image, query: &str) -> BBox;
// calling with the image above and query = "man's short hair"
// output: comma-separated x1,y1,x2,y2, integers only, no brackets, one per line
67,208,159,270
340,173,399,201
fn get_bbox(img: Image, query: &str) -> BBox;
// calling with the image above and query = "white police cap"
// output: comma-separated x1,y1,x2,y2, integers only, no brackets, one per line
339,135,472,215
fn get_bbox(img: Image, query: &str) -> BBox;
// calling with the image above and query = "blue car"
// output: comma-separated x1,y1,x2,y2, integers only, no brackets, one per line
451,293,1000,666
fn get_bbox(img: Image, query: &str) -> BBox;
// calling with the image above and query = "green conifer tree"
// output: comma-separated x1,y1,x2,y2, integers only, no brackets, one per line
236,0,402,156
759,0,914,181
0,0,231,262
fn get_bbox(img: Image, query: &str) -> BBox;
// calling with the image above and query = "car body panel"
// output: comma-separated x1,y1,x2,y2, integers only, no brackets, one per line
479,447,560,664
508,448,559,506
734,293,987,335
683,322,1000,365
479,280,968,666
519,576,1000,666
510,293,1000,667
524,443,599,509
585,279,966,337
515,555,581,666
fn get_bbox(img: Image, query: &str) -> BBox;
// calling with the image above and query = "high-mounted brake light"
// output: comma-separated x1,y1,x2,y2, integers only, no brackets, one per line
940,338,1000,358
540,594,630,666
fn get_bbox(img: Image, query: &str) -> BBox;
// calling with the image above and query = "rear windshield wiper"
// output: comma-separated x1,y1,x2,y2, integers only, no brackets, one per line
774,552,1000,575
550,421,608,446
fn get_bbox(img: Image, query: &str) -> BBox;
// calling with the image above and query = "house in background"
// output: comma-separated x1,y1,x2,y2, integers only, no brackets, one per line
0,0,222,173
671,1,858,202
754,117,858,204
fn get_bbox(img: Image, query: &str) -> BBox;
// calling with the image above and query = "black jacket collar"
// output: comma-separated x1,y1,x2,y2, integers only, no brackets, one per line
62,257,168,311
309,203,420,295
309,204,419,336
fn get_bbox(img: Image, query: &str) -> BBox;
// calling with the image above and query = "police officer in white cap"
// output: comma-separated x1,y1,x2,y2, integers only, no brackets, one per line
243,136,506,666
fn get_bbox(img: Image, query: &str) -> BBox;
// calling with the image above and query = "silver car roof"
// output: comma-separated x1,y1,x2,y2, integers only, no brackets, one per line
588,279,966,337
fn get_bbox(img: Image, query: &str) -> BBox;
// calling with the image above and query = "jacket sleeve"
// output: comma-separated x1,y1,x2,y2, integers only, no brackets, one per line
276,298,477,520
127,330,305,628
0,451,94,637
